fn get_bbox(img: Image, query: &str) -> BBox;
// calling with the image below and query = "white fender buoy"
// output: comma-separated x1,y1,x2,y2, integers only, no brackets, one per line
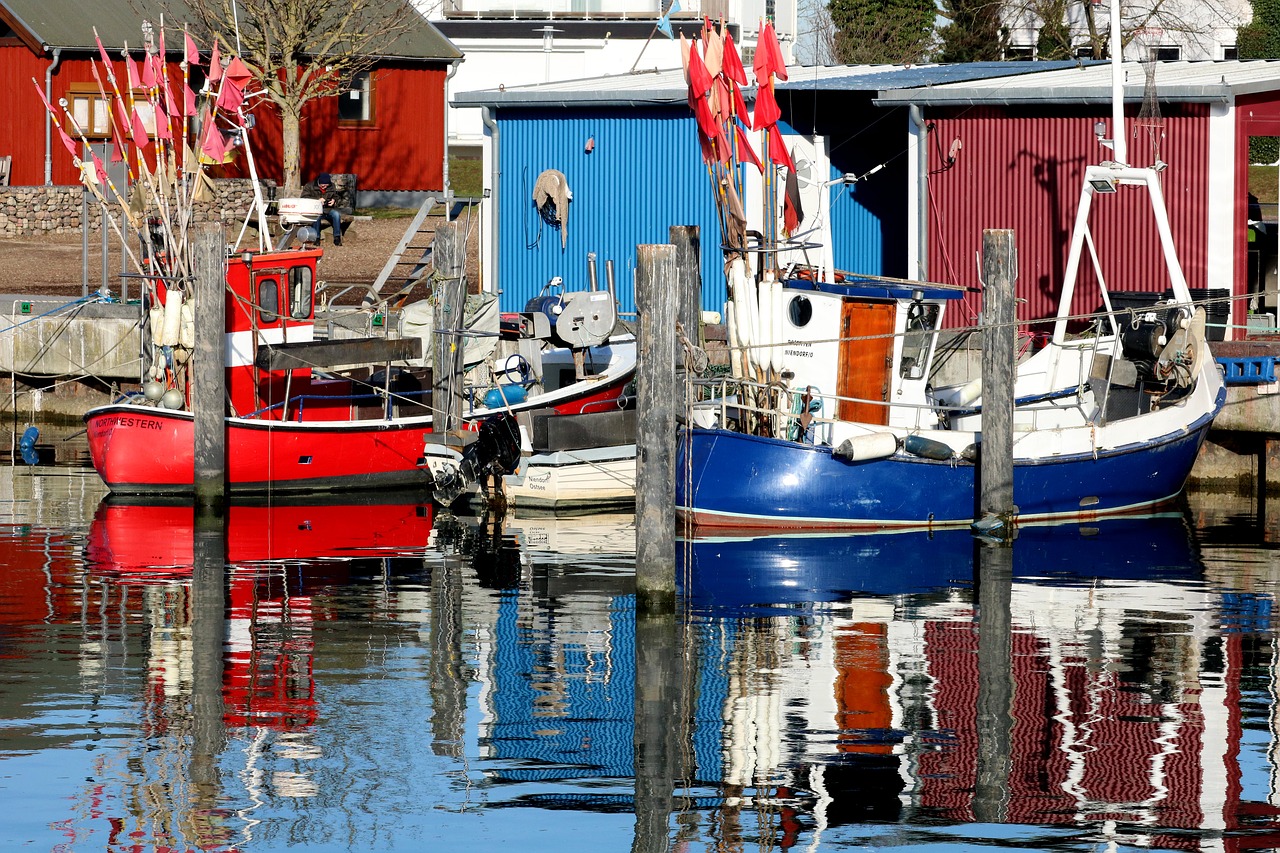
833,432,899,462
770,272,783,373
159,290,182,347
179,301,195,349
759,276,775,374
955,377,983,406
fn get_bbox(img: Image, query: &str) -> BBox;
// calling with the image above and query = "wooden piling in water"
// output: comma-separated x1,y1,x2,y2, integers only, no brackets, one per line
635,243,677,614
669,225,702,348
973,540,1013,822
979,229,1016,528
432,222,466,433
193,223,226,512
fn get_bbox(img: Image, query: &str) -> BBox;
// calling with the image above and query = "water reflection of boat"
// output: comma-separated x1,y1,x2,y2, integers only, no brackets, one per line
84,493,436,733
86,492,435,575
680,513,1200,611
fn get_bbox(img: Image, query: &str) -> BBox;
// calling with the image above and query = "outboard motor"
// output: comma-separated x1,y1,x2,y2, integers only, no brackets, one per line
519,277,618,380
430,414,522,507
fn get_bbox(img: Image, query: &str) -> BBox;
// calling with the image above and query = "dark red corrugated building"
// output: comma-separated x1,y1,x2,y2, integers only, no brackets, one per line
874,61,1280,341
0,0,459,193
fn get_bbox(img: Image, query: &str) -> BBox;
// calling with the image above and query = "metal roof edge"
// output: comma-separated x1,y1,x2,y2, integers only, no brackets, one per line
873,86,1233,106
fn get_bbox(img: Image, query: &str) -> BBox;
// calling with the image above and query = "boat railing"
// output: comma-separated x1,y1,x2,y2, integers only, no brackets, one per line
244,387,433,422
688,374,1099,438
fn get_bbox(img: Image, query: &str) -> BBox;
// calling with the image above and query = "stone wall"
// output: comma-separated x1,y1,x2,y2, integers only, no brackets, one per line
0,178,275,238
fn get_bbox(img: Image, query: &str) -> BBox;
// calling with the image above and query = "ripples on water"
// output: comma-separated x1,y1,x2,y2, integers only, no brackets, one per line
2,456,1280,851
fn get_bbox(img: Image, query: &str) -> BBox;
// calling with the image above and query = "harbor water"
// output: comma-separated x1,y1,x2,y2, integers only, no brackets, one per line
4,435,1280,851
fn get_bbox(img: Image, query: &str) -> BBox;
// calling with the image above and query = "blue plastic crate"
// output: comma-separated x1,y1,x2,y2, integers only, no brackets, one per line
1216,356,1277,385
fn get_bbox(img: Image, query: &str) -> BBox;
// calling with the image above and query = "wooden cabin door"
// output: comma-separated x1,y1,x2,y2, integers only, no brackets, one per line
837,301,895,425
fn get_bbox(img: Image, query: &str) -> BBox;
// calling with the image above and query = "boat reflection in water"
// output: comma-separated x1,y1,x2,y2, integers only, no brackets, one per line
672,512,1280,846
84,493,435,733
681,512,1201,611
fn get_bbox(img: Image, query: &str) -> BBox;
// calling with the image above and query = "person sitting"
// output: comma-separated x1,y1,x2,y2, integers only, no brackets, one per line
304,172,344,245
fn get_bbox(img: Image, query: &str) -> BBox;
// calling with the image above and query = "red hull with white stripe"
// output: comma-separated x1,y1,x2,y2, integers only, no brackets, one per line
83,246,636,495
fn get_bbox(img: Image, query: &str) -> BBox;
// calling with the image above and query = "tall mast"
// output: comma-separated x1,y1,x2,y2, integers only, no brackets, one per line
1110,0,1127,165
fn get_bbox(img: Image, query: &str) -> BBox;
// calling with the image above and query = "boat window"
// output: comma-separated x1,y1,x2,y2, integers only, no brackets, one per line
289,266,313,319
257,276,279,324
788,295,813,327
900,302,939,379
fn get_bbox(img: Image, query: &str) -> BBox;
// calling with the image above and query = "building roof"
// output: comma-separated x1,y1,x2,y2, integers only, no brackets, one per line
0,0,460,60
452,61,1100,108
777,60,1093,93
453,59,1280,111
872,60,1280,106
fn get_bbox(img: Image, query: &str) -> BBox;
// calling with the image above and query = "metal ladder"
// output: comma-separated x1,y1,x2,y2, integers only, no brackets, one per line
364,194,479,308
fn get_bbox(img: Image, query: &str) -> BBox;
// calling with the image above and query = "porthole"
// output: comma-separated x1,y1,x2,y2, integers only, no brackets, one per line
788,295,813,327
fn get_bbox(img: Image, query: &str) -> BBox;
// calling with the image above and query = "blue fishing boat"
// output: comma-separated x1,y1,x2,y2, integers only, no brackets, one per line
676,3,1224,532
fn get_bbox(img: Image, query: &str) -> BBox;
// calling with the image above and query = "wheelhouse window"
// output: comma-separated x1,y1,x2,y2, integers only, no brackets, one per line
257,275,280,324
338,71,373,124
289,266,313,319
1149,45,1181,61
899,302,939,379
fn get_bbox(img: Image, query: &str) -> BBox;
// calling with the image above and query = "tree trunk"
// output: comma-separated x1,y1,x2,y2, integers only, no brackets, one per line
281,106,302,195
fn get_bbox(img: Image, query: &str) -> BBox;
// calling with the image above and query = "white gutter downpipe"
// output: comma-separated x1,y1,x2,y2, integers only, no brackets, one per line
909,104,928,279
481,105,500,295
442,57,462,200
44,46,63,185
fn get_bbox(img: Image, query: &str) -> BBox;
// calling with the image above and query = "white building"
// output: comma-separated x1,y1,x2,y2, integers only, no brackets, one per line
413,0,799,156
1003,0,1252,62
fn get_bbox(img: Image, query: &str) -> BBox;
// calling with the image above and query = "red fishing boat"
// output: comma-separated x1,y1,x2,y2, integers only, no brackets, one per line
83,245,636,495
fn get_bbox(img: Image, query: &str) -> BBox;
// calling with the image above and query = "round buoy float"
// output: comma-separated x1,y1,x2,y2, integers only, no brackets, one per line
484,385,528,409
903,434,954,460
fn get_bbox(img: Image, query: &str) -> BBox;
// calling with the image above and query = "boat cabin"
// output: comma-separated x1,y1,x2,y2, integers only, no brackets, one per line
778,279,963,434
223,248,423,422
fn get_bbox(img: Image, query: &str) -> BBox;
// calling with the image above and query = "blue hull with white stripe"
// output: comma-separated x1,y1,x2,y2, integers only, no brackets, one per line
676,413,1217,531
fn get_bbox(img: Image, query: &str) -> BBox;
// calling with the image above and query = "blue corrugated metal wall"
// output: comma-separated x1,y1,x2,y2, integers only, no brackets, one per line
496,106,728,316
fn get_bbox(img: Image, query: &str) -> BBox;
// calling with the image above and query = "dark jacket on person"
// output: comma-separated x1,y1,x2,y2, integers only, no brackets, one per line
302,178,346,212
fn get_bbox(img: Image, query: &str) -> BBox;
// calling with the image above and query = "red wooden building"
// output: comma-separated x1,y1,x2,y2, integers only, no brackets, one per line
0,0,459,192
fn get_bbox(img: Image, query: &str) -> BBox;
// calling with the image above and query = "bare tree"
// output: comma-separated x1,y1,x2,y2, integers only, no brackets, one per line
796,0,843,65
181,0,419,192
1003,0,1250,60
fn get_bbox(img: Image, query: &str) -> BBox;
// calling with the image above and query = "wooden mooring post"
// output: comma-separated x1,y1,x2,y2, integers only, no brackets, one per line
669,225,702,348
973,539,1014,822
635,244,677,614
432,221,467,433
976,229,1017,535
193,223,227,513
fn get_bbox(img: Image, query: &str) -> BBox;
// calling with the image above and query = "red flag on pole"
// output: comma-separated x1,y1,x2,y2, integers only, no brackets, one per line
200,122,231,162
734,120,762,172
721,30,748,86
752,80,780,131
92,152,109,185
184,83,197,117
131,106,151,148
94,31,116,83
687,44,712,98
216,77,245,114
125,54,142,91
184,32,200,66
208,40,222,83
762,21,788,81
141,53,157,89
155,104,173,140
766,125,794,171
